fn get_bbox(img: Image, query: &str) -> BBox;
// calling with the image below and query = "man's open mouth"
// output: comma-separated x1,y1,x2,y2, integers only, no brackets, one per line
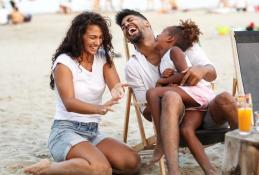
127,26,138,36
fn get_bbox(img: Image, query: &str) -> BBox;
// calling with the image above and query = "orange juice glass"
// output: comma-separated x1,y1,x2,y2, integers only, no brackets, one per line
238,107,252,135
236,95,253,135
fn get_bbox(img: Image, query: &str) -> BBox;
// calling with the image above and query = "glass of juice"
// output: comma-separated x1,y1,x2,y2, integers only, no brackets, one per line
236,94,253,135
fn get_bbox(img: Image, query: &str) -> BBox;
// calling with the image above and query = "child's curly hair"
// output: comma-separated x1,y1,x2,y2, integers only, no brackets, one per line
167,19,202,51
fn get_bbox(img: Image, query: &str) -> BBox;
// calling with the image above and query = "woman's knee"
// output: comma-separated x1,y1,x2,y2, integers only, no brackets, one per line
117,150,141,174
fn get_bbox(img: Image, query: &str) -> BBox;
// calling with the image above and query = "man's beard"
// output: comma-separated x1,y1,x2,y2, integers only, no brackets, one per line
128,32,143,44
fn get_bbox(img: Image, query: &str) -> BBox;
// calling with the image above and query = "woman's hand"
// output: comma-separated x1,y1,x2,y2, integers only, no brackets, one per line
97,97,120,115
111,83,128,99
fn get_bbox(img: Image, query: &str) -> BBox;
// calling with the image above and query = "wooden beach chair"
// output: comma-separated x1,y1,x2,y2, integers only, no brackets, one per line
122,38,166,175
231,30,259,111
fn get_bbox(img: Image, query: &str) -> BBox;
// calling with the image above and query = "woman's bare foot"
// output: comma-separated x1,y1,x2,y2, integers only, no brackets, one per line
24,159,50,175
149,144,163,164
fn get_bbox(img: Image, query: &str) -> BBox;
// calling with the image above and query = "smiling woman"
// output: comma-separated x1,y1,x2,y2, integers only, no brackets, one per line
23,11,140,175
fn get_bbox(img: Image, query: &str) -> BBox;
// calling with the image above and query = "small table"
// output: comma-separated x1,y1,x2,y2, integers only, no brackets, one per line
222,129,259,175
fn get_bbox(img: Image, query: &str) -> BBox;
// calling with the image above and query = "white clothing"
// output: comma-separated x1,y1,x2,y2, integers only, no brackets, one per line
0,8,9,24
160,49,212,89
159,50,214,109
185,43,213,66
52,52,106,123
160,49,192,72
125,44,213,108
125,50,160,111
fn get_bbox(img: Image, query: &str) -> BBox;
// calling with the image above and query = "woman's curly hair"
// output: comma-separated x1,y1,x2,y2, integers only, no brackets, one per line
167,19,202,51
50,11,114,90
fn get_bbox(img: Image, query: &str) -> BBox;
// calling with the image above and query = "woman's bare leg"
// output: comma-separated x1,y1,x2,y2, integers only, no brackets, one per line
97,138,141,174
24,141,112,175
180,111,218,175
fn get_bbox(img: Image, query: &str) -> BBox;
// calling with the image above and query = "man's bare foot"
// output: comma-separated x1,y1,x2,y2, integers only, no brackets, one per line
24,159,50,175
149,144,163,164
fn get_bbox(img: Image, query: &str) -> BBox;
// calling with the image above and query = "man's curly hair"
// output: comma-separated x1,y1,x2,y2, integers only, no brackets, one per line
115,9,147,26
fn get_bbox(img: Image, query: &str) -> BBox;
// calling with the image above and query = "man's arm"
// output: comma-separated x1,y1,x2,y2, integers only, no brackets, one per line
181,64,216,86
183,43,217,86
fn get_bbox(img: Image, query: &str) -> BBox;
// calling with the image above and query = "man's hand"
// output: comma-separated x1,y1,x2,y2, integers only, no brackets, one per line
180,66,206,86
161,68,175,78
111,83,128,99
97,97,120,115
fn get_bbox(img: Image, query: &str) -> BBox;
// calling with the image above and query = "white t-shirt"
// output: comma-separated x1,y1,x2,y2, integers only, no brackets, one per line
160,49,212,89
125,50,160,111
160,49,192,73
185,43,213,66
52,52,106,123
125,44,213,111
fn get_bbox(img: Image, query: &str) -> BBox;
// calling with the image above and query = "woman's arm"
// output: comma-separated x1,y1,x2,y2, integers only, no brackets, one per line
103,62,126,98
54,63,117,115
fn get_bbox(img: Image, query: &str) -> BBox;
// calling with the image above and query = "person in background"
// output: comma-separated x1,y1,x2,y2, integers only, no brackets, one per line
9,0,31,24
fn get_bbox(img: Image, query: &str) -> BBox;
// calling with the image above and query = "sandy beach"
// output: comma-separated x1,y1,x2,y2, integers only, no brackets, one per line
0,10,259,175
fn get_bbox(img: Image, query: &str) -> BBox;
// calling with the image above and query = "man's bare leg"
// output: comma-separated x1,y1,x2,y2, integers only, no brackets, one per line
209,92,238,129
160,91,184,175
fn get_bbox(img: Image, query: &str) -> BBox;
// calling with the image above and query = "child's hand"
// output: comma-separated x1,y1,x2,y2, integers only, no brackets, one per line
156,82,162,87
156,79,164,87
162,68,175,78
111,83,128,99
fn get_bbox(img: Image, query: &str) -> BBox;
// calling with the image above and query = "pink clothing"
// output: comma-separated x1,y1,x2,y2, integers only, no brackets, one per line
160,49,215,110
179,83,215,111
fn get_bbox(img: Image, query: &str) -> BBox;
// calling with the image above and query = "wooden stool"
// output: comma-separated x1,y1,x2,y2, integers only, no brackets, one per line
222,129,259,174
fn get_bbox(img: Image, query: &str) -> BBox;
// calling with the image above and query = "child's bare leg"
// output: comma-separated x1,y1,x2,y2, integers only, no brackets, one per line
180,111,218,175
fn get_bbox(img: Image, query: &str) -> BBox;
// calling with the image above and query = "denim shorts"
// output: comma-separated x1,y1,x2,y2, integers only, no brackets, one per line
48,120,107,162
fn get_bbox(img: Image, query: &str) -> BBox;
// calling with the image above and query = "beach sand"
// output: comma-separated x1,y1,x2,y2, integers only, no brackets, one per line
0,10,259,175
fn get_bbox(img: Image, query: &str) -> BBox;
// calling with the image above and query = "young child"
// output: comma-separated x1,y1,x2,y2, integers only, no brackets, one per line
147,20,217,175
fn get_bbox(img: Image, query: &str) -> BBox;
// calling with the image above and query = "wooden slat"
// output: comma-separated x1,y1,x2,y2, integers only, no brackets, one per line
123,88,132,143
132,135,156,152
231,30,244,95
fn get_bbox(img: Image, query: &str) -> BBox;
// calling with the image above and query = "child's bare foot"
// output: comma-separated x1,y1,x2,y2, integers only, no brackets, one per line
149,144,163,164
24,159,50,175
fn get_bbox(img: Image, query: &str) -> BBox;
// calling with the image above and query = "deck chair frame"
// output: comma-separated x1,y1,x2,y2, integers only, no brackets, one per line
231,30,259,111
122,37,166,175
